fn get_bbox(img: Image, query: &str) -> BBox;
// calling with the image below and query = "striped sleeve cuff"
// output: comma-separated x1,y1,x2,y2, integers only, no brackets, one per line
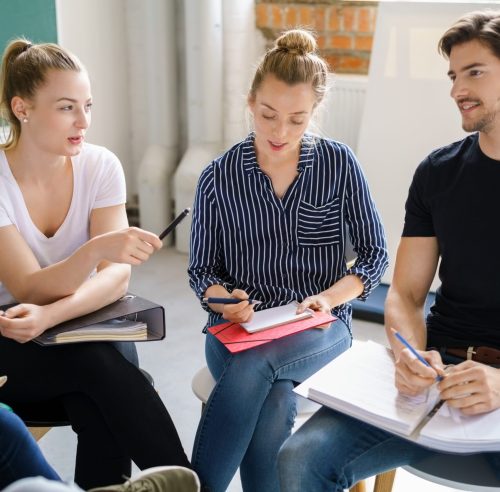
346,267,374,301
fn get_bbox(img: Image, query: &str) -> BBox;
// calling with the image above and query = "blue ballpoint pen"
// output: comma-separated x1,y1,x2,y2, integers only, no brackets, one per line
202,297,262,305
393,330,443,382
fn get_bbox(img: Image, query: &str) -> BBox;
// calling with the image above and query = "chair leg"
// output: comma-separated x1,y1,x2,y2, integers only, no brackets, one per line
350,480,367,492
373,469,397,492
28,426,51,442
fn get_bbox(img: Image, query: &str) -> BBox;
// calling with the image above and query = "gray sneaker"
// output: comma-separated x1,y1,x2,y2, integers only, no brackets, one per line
88,466,200,492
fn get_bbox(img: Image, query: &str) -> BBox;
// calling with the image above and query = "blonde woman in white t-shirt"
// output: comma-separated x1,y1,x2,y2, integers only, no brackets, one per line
0,39,191,488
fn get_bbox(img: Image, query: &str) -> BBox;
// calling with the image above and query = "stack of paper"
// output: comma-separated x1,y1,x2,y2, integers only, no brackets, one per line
419,403,500,453
296,340,500,453
36,318,148,344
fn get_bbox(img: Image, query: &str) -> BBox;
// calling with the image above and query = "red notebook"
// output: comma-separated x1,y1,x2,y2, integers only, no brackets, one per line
208,311,336,353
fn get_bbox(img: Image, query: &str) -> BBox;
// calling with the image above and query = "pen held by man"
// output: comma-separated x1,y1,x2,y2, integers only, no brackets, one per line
390,328,446,396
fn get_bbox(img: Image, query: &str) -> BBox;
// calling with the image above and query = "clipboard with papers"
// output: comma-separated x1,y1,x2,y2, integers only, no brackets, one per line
295,340,500,453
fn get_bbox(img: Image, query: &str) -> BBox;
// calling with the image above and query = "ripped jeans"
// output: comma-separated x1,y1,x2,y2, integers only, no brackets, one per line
192,318,351,492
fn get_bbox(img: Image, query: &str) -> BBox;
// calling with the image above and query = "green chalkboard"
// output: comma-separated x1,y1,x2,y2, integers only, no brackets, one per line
0,0,57,54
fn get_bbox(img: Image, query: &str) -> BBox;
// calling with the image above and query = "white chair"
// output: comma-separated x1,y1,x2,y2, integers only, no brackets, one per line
191,366,319,421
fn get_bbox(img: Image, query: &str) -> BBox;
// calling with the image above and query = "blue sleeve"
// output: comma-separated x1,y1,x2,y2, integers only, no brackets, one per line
344,150,389,300
188,166,234,312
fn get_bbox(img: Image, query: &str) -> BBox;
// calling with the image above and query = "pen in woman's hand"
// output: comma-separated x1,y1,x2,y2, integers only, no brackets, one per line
159,208,191,240
203,297,262,305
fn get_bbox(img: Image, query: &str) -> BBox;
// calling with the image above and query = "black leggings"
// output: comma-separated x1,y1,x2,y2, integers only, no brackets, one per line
0,337,190,488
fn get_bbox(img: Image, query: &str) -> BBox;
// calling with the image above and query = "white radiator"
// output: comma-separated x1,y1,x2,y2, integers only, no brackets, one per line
318,74,368,152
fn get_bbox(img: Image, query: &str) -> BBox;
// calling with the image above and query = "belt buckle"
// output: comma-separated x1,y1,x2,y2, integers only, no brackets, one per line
466,346,476,360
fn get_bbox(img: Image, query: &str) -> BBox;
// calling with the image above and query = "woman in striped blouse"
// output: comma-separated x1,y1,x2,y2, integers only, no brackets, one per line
188,29,388,492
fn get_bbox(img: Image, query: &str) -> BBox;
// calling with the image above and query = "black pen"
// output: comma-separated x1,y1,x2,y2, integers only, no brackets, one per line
159,208,191,240
203,297,263,305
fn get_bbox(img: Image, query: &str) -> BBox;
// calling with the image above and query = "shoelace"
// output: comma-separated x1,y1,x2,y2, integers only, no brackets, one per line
122,478,155,492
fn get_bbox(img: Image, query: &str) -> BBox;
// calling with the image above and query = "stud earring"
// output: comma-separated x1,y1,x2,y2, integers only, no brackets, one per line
22,118,28,123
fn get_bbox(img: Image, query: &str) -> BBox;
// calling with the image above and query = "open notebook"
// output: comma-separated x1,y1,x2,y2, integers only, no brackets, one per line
295,340,500,453
241,302,314,333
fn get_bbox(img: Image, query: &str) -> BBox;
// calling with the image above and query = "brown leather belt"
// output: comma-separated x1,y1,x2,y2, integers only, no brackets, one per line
445,346,500,365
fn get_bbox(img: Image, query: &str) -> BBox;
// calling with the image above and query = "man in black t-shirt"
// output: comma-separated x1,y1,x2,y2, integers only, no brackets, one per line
278,10,500,491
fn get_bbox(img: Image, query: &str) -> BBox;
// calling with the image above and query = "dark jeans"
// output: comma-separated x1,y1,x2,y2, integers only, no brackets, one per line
0,338,190,489
0,408,60,489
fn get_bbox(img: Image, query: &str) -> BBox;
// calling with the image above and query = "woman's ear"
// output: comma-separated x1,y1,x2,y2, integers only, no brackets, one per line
11,96,30,122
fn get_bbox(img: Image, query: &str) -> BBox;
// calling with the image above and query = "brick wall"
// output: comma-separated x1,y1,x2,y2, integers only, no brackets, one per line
255,0,378,74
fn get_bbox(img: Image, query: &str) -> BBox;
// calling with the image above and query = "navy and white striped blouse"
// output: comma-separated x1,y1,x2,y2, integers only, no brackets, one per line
188,133,388,330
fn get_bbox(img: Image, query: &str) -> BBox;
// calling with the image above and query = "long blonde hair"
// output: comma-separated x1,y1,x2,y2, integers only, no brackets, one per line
0,38,83,150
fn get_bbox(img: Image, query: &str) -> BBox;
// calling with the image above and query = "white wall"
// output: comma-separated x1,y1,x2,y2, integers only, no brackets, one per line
357,1,496,284
125,0,179,170
55,0,132,195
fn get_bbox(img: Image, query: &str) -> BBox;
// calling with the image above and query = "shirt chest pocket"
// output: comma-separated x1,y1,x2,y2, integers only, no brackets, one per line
297,198,341,247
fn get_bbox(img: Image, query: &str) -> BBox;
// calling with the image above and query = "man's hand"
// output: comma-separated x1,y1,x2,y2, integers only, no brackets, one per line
439,361,500,415
395,348,445,396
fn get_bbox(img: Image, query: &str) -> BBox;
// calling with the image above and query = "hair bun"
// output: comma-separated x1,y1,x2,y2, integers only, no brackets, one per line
275,29,316,55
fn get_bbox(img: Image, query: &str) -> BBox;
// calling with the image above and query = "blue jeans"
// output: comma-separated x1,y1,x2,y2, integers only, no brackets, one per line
192,319,351,492
278,407,438,492
0,408,60,489
278,353,500,492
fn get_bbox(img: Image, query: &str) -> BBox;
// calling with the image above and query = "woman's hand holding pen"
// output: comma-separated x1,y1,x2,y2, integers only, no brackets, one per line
438,361,500,416
90,227,162,266
205,288,255,323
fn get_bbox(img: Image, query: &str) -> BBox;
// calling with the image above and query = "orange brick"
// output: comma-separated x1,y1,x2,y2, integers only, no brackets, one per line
271,5,283,29
313,6,326,32
324,54,340,72
340,55,366,73
358,7,375,33
255,4,269,28
327,7,340,31
331,35,352,50
316,34,327,50
299,6,313,28
355,35,373,51
285,6,298,28
341,6,356,32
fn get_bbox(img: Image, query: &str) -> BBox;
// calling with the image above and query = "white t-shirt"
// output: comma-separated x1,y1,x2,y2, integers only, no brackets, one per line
0,143,126,305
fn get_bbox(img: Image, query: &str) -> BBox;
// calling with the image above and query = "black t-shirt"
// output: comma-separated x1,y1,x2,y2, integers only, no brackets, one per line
403,133,500,348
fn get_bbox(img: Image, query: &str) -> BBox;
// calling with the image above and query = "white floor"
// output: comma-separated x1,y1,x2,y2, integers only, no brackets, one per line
38,247,472,491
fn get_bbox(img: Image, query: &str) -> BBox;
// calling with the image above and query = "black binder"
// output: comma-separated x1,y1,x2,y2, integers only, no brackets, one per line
0,294,165,346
